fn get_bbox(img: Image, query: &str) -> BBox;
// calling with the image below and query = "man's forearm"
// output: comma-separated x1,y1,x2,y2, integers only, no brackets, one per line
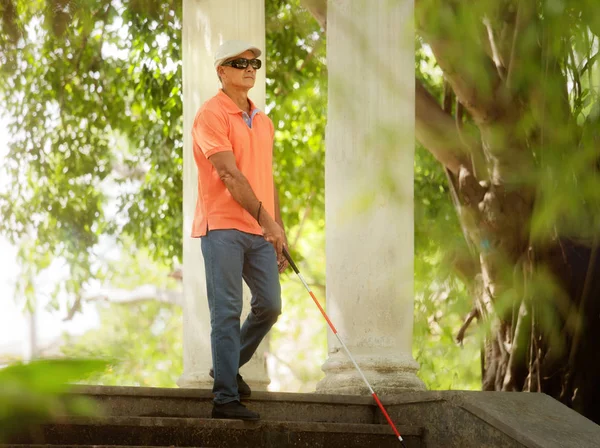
221,171,272,224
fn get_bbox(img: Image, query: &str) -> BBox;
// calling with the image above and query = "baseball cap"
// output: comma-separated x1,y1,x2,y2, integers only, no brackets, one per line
214,40,262,68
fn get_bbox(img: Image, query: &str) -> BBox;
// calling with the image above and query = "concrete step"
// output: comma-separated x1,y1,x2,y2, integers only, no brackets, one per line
6,415,424,448
64,385,399,425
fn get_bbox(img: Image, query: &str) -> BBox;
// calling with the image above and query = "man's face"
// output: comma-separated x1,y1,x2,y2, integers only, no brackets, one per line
218,50,258,90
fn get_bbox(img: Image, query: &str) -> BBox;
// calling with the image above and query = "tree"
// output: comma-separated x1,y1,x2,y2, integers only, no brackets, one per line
305,0,600,423
0,0,479,395
418,1,600,425
0,0,184,308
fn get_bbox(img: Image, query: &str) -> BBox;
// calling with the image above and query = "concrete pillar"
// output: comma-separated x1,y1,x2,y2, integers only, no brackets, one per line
178,0,270,390
316,0,425,394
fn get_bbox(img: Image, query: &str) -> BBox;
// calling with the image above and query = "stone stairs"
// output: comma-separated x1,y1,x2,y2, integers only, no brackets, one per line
5,386,423,447
4,416,423,447
5,385,600,447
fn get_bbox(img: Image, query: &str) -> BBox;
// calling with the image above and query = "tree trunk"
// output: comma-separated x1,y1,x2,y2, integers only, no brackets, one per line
452,158,600,424
475,232,600,423
416,71,600,424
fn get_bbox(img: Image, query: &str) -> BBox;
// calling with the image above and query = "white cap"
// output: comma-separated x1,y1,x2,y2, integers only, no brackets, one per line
214,40,262,68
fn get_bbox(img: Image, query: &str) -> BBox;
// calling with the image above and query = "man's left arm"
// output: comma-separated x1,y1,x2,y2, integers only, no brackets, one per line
273,181,289,273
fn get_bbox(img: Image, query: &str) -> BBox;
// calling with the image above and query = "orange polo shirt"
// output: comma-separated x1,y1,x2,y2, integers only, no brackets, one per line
191,90,275,238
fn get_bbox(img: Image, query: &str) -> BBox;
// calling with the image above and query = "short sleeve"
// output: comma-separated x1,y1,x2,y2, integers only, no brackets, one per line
192,109,233,158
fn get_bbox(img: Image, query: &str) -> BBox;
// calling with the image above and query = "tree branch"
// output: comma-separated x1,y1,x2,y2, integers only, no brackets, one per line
301,0,327,30
416,1,505,125
456,306,479,345
304,0,486,178
502,298,531,391
297,37,323,72
483,16,506,81
416,79,482,175
64,285,182,320
85,285,182,306
112,162,148,180
292,192,314,247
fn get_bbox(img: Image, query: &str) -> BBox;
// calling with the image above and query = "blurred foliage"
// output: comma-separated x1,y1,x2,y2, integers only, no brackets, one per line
413,41,480,389
270,219,327,392
0,358,107,442
62,300,183,386
0,0,480,393
413,138,480,390
266,0,326,237
59,238,183,386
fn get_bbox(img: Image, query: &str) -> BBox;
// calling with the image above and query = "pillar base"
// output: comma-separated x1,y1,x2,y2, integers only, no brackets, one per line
177,363,271,391
177,371,213,389
316,352,425,395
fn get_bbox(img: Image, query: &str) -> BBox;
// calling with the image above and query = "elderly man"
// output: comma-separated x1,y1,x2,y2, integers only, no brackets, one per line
191,40,288,421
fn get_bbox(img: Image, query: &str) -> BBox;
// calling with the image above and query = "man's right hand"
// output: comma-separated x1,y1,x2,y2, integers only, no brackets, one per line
261,214,286,256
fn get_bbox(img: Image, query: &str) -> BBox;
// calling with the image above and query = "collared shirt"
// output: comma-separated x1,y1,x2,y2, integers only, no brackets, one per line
242,109,260,128
191,90,275,238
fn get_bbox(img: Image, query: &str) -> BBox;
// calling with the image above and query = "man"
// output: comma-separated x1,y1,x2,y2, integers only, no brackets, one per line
191,40,288,421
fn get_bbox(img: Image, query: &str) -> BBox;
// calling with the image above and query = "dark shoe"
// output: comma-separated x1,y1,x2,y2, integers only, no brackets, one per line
209,368,251,398
212,400,260,421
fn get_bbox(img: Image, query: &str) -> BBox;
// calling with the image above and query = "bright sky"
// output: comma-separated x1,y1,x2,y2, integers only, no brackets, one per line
0,116,100,361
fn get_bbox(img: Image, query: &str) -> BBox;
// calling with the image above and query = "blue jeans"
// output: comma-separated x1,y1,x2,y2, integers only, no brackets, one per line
201,229,282,404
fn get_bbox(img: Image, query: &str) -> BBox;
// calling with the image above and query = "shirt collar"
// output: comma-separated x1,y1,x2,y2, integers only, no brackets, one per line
217,89,260,115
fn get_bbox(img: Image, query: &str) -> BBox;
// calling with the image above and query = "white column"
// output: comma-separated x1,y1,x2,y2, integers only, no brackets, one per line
178,0,270,390
316,0,425,394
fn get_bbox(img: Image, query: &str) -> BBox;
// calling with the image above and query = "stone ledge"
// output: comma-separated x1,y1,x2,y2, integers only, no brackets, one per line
3,446,206,448
385,391,600,448
44,415,423,435
69,385,377,405
7,416,424,448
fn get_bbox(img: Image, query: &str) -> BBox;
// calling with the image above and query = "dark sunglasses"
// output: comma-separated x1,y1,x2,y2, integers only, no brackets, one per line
221,58,262,70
